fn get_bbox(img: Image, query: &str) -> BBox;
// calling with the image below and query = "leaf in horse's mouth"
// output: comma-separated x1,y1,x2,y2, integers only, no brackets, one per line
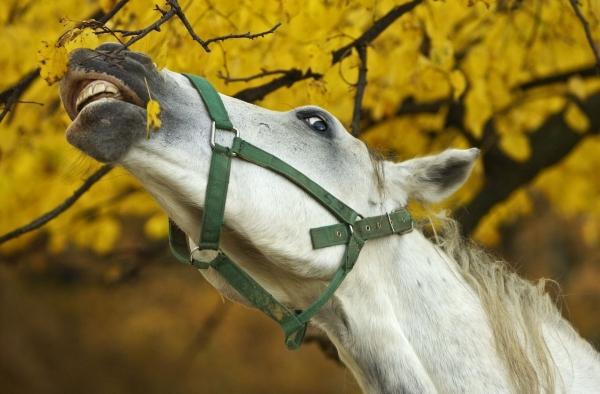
75,80,123,113
146,99,162,138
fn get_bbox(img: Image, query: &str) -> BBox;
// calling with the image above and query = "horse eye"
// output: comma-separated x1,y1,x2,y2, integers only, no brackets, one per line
304,115,328,132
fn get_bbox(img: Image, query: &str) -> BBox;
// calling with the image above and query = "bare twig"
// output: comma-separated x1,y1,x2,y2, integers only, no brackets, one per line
97,0,130,25
111,0,280,53
201,22,281,48
0,1,133,124
121,7,178,49
351,45,368,136
0,69,40,123
0,165,113,245
218,68,290,84
330,1,424,133
116,0,281,53
331,0,423,65
568,0,600,73
170,0,280,52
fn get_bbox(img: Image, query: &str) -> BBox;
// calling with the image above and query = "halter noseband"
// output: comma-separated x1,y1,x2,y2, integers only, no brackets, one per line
168,74,414,350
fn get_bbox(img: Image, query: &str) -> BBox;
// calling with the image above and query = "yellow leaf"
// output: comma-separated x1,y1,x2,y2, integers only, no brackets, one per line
567,76,587,100
38,42,68,85
64,28,99,52
499,131,530,162
144,213,168,239
449,69,466,100
146,99,162,138
92,217,120,254
429,39,454,69
564,103,589,133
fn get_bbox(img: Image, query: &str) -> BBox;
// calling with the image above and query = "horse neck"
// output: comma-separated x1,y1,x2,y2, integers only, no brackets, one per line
314,230,511,394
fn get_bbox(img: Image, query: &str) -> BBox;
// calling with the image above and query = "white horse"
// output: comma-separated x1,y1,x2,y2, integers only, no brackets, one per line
59,44,600,393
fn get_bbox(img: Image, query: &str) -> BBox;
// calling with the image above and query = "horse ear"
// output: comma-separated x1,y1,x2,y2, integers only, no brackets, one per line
386,148,479,203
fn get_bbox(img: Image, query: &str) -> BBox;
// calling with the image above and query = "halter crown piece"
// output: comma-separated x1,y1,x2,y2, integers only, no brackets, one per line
168,74,414,350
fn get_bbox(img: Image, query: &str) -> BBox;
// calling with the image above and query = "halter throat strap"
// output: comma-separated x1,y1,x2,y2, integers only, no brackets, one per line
168,73,414,350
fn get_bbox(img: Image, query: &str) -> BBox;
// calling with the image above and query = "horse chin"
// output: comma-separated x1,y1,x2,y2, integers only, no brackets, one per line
66,98,146,163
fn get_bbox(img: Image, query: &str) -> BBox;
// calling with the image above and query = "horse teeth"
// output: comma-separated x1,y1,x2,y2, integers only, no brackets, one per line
75,80,123,113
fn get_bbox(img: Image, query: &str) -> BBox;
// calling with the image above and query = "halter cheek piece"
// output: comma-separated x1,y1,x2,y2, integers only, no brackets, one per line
168,74,414,350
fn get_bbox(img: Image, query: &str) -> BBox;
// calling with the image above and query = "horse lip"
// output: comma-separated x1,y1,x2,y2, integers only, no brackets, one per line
60,68,145,120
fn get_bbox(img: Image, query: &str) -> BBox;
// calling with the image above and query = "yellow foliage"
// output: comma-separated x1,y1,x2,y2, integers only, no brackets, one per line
2,0,600,255
146,99,162,138
38,42,67,85
474,189,533,245
63,28,100,52
145,213,168,239
499,131,530,162
568,76,588,100
564,103,590,133
100,0,118,14
449,69,467,100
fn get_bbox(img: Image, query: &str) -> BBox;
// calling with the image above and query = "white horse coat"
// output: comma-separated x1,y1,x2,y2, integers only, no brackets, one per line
59,44,600,393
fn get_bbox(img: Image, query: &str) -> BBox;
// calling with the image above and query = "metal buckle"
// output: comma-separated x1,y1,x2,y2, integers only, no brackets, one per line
189,246,200,263
386,212,396,233
210,121,239,149
189,246,219,264
387,210,414,235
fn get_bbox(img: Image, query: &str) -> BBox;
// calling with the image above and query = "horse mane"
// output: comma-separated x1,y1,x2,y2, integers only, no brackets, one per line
429,216,563,394
366,147,578,392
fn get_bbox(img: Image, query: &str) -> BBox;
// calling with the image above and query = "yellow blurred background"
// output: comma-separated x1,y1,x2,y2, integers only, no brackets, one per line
1,0,599,392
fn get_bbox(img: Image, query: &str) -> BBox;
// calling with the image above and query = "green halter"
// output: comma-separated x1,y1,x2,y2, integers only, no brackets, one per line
168,74,414,350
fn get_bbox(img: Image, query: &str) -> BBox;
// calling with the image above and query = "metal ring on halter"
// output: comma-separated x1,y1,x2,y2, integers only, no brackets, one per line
386,212,396,233
189,246,201,263
210,121,240,149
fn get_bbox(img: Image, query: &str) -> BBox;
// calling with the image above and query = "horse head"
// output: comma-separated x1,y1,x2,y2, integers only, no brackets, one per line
59,43,600,394
60,41,482,387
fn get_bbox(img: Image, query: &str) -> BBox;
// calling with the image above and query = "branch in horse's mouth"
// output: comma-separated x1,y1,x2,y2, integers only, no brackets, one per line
75,80,123,113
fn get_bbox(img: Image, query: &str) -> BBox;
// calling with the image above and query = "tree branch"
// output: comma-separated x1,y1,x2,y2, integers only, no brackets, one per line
358,62,600,136
456,94,600,234
116,0,280,53
233,68,322,102
0,69,40,123
331,0,423,65
120,6,177,49
360,96,451,132
0,1,132,124
351,45,368,136
0,165,113,245
0,66,321,246
97,0,130,25
568,0,600,73
218,69,291,84
516,64,598,90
